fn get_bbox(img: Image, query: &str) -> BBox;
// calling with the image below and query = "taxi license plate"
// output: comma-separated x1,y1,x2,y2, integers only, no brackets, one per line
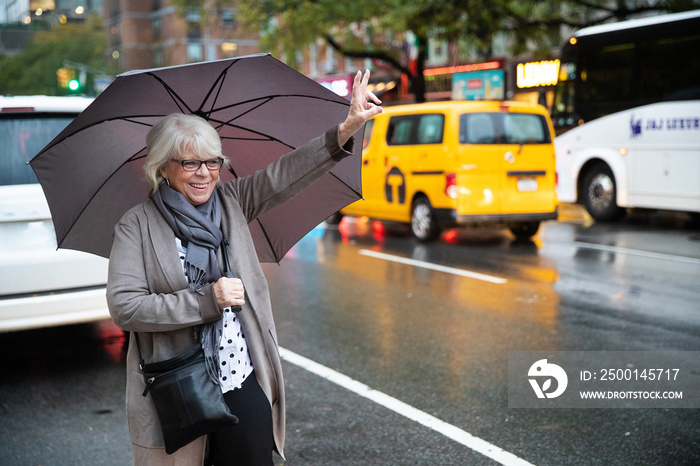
517,178,538,192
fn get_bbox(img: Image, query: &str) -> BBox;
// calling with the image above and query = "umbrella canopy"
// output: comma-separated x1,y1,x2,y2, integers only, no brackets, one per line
30,53,363,262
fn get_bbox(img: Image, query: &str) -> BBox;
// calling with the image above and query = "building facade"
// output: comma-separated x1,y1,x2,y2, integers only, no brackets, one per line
102,0,259,73
2,0,101,24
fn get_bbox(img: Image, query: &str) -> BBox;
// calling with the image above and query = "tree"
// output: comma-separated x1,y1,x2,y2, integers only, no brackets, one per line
0,17,109,96
181,0,700,102
503,0,700,56
239,0,491,102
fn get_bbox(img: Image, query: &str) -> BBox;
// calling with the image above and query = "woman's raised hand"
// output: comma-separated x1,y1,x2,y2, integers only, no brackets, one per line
338,70,383,146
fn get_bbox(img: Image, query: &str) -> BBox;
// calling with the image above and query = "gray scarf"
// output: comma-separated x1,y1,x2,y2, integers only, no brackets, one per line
152,183,223,293
152,183,224,381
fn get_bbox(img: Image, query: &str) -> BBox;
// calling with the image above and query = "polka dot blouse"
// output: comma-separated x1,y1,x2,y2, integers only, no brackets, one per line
176,238,253,393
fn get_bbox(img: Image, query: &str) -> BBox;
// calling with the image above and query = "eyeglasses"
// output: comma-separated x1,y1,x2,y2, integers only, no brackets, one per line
172,159,224,172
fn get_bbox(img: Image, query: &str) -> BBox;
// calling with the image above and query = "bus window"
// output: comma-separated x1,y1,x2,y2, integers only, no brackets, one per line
587,43,636,101
640,35,700,101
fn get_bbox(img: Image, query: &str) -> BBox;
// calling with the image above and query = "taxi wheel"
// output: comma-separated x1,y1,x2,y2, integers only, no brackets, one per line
411,197,441,242
509,221,540,239
325,211,343,225
582,164,625,221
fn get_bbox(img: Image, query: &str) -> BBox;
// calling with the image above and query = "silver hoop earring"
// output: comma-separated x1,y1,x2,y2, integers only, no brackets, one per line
164,178,171,187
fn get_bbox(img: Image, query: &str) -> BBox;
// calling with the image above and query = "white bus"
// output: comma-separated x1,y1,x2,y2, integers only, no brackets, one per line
551,10,700,221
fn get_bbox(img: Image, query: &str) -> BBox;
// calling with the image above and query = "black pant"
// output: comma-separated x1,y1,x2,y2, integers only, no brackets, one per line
206,372,274,466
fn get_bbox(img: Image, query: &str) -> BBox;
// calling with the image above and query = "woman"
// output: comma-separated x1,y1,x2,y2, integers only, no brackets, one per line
107,70,381,465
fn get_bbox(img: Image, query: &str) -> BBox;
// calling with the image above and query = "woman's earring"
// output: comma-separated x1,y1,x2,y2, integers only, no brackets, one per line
164,178,171,187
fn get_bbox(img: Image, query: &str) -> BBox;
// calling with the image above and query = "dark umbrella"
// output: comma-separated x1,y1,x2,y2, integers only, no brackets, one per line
30,53,363,262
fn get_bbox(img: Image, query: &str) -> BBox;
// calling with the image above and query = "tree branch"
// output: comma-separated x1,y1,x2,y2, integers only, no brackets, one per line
324,33,412,77
509,3,672,32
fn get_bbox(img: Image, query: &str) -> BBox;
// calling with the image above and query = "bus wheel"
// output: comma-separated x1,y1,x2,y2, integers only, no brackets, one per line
509,221,540,239
583,164,625,221
411,197,441,242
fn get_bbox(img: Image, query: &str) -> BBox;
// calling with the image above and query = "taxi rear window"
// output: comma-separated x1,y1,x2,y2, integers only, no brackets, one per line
459,113,550,145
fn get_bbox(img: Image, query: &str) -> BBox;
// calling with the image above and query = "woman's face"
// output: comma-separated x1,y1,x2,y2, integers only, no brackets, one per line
160,152,221,206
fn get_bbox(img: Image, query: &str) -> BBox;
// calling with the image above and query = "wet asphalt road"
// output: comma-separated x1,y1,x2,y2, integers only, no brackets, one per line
1,205,699,465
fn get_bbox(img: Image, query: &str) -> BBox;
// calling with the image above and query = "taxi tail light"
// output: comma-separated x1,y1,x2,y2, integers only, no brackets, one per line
445,172,457,199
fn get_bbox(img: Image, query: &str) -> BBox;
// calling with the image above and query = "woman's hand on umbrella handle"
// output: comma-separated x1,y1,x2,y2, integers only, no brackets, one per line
339,69,383,146
214,277,246,309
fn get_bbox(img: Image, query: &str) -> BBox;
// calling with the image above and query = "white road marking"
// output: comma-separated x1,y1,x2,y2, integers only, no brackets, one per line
359,249,508,284
574,242,700,265
279,347,534,466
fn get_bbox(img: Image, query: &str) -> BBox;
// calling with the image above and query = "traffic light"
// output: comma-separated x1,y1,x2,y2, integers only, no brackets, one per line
56,67,70,88
56,67,77,89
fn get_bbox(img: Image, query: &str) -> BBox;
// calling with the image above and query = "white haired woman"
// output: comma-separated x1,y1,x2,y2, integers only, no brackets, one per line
106,70,381,465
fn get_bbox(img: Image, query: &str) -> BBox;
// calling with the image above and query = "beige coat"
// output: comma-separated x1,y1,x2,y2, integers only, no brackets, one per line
107,127,353,465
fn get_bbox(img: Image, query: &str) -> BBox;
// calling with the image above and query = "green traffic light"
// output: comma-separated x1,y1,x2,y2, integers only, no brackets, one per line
68,79,80,91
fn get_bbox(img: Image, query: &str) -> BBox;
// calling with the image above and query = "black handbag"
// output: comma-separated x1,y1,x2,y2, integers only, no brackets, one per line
135,334,239,454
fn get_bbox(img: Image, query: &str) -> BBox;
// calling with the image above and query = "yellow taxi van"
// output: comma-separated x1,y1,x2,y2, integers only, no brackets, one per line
338,100,558,241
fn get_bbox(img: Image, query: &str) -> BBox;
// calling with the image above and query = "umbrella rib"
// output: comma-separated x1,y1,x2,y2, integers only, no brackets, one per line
55,146,147,250
32,116,162,161
207,93,348,144
219,135,279,142
197,62,237,118
328,169,362,198
121,116,158,127
253,217,281,264
207,98,271,133
128,152,148,161
205,78,225,118
206,113,296,150
219,97,272,128
248,170,360,265
211,93,347,117
219,128,294,151
146,72,193,114
209,94,345,151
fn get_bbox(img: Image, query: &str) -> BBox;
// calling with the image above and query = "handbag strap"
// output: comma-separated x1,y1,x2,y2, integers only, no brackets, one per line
134,332,146,370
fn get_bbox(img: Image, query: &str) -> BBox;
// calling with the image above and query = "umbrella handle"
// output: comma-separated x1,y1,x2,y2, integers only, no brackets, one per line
221,240,243,313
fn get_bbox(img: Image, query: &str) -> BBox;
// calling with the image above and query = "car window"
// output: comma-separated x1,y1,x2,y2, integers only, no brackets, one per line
460,113,496,144
416,114,444,144
386,116,414,145
363,119,374,149
460,112,550,144
0,114,76,186
502,113,550,144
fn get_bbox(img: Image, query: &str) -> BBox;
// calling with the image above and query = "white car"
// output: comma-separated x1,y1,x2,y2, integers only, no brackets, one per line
0,95,109,332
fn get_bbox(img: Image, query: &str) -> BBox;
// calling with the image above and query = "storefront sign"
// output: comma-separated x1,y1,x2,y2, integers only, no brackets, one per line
516,60,561,88
452,70,504,100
